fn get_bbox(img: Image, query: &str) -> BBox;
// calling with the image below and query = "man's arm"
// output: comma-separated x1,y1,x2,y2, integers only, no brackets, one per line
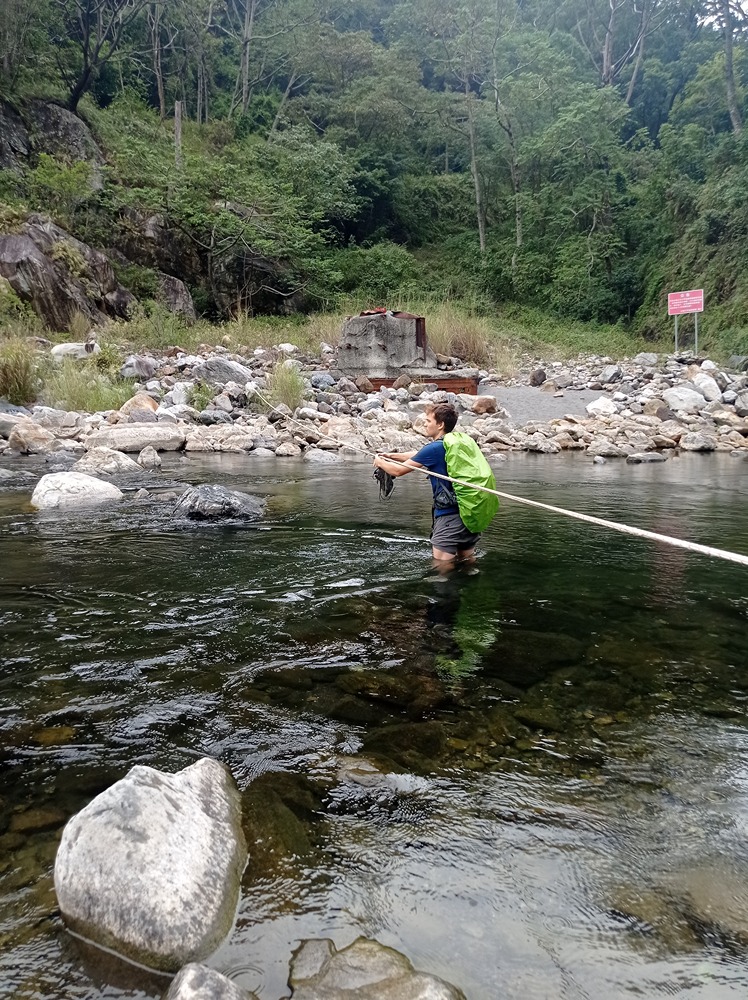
378,450,417,462
373,454,423,477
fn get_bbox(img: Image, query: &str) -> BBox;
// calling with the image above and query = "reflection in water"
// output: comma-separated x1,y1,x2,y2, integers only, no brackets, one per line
0,452,747,999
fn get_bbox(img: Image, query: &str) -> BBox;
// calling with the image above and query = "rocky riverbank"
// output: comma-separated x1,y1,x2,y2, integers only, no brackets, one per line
1,345,747,488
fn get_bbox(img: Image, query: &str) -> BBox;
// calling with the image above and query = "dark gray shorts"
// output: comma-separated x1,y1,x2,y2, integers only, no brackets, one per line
430,512,481,554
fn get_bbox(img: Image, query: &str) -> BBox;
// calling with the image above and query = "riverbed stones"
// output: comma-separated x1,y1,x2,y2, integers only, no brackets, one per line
173,484,264,520
288,937,466,1000
31,471,124,508
53,758,247,972
164,964,257,1000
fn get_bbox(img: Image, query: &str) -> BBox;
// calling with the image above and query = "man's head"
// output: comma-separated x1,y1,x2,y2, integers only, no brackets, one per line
424,402,458,439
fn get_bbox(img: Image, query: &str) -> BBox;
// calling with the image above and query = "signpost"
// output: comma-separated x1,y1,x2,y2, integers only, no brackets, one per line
667,289,704,354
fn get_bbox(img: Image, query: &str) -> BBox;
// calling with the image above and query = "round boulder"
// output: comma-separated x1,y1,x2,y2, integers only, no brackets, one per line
173,484,265,520
31,471,124,508
54,758,247,973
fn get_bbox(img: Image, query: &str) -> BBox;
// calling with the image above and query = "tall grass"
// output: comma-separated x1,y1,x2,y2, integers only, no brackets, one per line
43,359,134,412
81,298,670,373
494,305,665,358
115,307,211,353
0,338,38,405
268,359,306,411
220,310,342,355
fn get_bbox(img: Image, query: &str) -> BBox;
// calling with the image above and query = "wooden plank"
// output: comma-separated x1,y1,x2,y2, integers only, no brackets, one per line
368,376,480,394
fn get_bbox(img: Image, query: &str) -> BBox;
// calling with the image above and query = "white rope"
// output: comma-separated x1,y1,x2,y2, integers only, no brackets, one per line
252,385,748,568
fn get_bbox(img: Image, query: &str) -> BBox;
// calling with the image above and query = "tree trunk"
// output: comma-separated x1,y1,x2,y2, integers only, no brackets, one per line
465,86,486,253
602,0,617,86
508,141,522,280
240,0,258,116
149,5,166,120
721,0,743,134
625,33,645,105
174,99,183,169
268,72,297,137
67,66,93,113
197,57,203,124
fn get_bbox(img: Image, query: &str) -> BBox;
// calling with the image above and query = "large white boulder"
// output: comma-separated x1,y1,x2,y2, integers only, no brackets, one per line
585,396,617,417
31,471,123,508
662,386,708,412
690,372,722,402
54,758,247,972
51,341,101,362
85,424,186,452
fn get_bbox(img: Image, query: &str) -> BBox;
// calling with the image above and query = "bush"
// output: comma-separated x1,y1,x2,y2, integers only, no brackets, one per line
114,262,160,300
0,276,37,324
42,359,134,412
89,338,123,376
0,338,39,405
119,305,192,350
189,382,214,411
268,359,305,411
27,155,93,226
0,201,28,235
49,241,89,279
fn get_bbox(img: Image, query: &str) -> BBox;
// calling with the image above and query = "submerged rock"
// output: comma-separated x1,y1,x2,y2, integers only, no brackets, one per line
164,963,257,1000
54,758,246,972
288,937,466,1000
665,864,748,945
173,484,264,520
31,471,124,508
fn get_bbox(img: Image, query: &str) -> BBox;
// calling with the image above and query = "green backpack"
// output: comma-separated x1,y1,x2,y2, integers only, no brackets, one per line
443,431,500,533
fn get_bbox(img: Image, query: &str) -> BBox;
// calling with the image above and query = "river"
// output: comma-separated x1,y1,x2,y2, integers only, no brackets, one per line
1,451,747,999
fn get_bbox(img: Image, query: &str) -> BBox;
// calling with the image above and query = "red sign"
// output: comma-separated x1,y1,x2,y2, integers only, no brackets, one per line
668,289,704,315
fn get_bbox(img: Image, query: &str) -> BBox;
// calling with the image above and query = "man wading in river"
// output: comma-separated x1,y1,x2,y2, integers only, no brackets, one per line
373,402,482,567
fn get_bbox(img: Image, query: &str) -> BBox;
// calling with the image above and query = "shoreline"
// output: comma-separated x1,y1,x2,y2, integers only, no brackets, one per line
1,348,746,501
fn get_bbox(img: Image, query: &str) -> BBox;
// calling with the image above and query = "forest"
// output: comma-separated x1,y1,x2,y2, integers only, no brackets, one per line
1,0,748,354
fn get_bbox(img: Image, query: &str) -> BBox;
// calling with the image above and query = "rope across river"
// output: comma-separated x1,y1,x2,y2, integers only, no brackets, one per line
252,386,748,569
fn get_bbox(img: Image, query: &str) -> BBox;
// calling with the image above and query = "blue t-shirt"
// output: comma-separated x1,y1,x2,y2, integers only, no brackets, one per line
412,439,458,517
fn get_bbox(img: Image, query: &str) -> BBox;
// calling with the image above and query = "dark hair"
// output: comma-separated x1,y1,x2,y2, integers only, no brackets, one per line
426,402,458,433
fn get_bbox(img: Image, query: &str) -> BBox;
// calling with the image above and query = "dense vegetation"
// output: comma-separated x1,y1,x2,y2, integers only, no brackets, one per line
2,0,748,355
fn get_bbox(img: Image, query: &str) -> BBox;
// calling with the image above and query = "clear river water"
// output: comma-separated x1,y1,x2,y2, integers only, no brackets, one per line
1,451,747,1000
